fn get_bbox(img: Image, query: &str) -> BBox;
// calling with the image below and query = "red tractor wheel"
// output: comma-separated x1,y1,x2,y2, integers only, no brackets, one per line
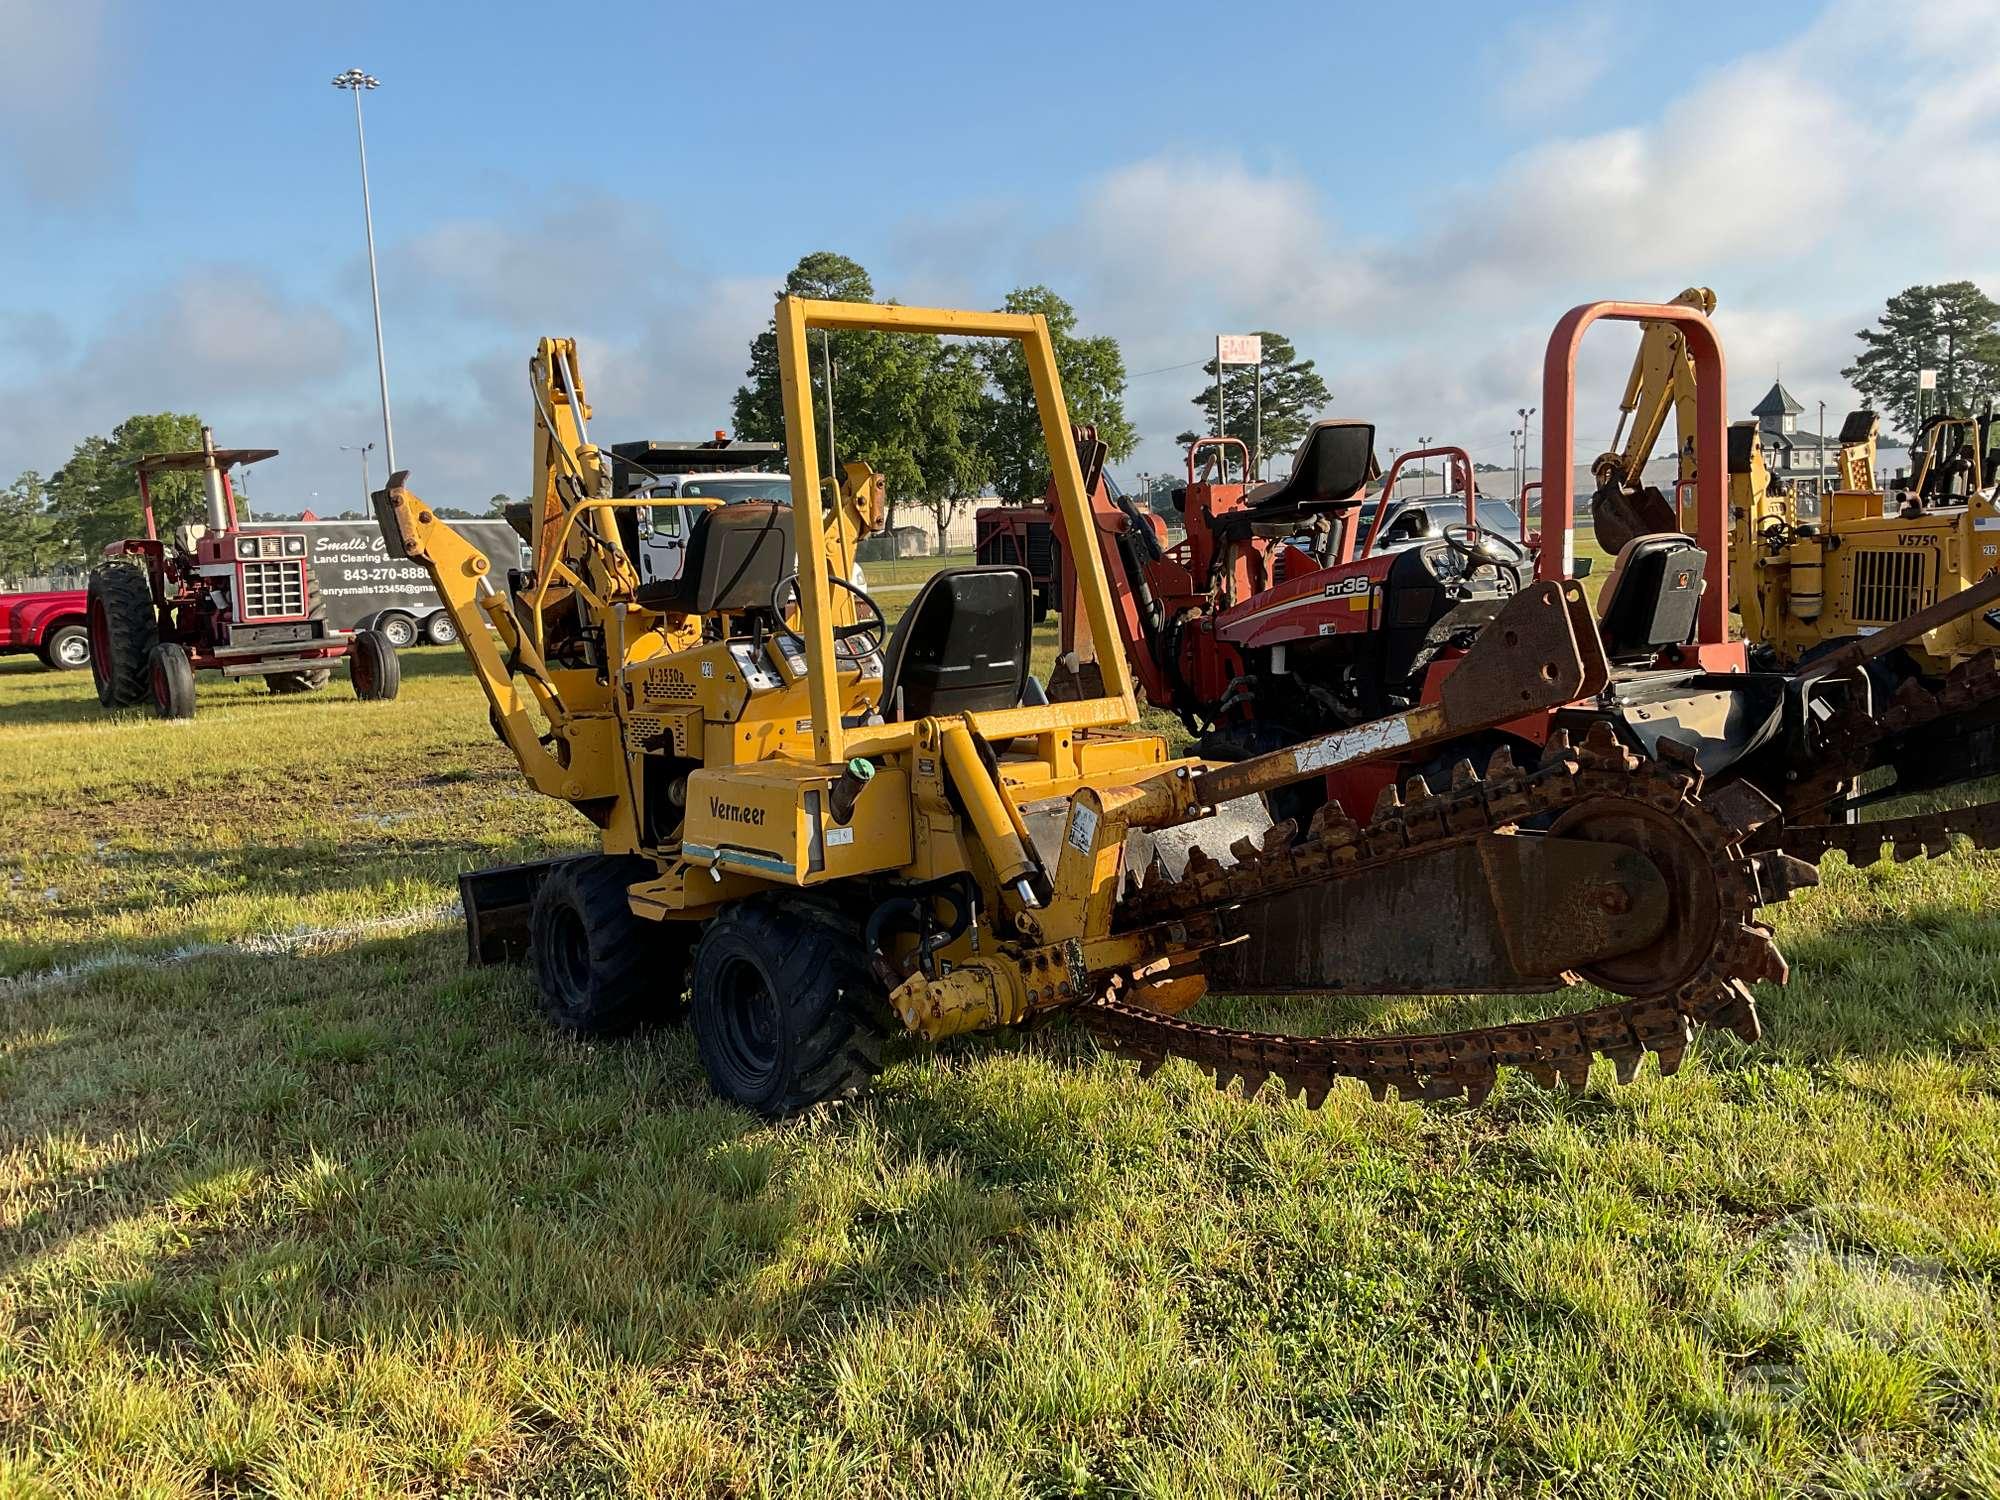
149,643,196,720
349,628,402,702
86,562,159,708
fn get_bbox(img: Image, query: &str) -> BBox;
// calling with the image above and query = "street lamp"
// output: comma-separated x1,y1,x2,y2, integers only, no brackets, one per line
1416,435,1433,495
1517,406,1536,482
340,442,375,511
332,68,395,474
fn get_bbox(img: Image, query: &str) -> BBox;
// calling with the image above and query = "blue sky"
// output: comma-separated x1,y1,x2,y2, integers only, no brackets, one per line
4,0,1996,514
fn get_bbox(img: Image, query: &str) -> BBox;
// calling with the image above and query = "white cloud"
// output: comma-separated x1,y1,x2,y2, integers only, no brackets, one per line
1485,4,1625,120
1059,155,1377,332
1025,0,2000,478
0,269,352,487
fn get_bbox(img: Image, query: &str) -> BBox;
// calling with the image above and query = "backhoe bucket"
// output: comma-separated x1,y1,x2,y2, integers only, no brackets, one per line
458,854,585,965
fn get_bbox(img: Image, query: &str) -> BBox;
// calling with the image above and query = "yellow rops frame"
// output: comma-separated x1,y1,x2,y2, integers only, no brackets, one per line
773,297,1139,764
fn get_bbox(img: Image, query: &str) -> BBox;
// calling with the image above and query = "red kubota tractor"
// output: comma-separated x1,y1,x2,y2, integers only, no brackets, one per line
87,427,401,719
1057,299,2000,890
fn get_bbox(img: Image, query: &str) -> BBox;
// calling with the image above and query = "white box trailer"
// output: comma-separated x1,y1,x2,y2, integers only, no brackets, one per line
294,518,529,647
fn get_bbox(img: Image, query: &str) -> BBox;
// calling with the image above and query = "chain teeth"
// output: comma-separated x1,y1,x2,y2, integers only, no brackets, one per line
1774,646,2000,868
1091,723,1796,1108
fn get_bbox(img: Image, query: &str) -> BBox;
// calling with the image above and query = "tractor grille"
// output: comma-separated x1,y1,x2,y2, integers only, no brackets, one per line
239,560,306,620
1849,549,1932,625
625,712,692,755
640,666,697,703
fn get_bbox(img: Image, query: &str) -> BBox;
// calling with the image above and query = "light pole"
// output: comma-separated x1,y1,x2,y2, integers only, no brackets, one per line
1510,427,1523,499
340,442,375,511
333,68,395,474
1817,399,1827,502
1517,406,1536,486
1416,436,1433,495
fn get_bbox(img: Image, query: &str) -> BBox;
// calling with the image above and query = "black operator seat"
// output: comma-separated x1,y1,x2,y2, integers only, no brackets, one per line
877,566,1032,721
632,502,793,617
1238,419,1380,523
1596,532,1705,663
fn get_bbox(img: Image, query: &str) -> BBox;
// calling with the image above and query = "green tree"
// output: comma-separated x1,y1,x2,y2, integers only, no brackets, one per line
0,470,63,579
487,493,513,516
731,251,875,452
732,253,991,537
976,286,1136,502
900,342,991,553
49,413,205,557
1843,282,2000,439
1186,332,1332,474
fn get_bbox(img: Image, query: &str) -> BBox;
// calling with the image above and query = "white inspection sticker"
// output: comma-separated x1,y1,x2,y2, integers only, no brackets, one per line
1293,716,1413,773
1067,802,1101,853
826,827,855,847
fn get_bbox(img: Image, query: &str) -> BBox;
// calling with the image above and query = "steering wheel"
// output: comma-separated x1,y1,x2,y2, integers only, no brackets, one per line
1442,521,1527,570
772,571,887,657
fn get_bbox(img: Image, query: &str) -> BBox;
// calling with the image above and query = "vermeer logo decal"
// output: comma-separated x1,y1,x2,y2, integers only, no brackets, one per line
708,798,766,826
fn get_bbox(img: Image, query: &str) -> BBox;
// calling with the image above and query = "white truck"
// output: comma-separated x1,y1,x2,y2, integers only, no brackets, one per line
608,438,793,593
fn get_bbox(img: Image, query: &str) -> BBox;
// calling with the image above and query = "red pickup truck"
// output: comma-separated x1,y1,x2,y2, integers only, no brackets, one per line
0,588,91,670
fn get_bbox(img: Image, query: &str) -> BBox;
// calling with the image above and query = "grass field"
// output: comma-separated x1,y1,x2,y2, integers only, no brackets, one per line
4,614,2000,1496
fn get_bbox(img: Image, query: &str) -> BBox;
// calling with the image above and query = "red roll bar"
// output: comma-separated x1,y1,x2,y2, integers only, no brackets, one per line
1541,302,1728,645
1186,436,1251,487
1357,444,1476,560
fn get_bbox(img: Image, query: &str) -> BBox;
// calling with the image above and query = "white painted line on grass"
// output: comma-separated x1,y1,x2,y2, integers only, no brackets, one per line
1,902,463,1000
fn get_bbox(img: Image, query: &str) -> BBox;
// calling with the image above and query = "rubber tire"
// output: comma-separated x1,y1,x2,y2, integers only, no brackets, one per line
348,629,401,701
423,611,459,646
39,622,90,671
375,611,418,649
529,855,690,1036
149,643,196,720
265,668,332,694
690,898,889,1118
87,562,158,708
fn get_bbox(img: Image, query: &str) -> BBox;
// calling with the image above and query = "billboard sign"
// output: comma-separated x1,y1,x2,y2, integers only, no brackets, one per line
293,519,528,631
1216,334,1264,366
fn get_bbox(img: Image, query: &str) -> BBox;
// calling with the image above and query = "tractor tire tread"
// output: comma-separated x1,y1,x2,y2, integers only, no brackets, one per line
530,854,687,1036
87,561,158,708
691,897,888,1117
349,628,402,701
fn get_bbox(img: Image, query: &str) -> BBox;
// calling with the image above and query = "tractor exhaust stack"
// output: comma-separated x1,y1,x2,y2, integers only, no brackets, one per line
199,425,229,533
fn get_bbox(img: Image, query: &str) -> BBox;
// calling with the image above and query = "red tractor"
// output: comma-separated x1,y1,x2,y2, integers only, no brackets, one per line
87,428,400,719
1053,424,1533,814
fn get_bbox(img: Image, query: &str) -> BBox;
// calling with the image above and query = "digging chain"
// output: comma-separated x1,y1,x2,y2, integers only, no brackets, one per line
1085,722,1813,1107
1777,647,2000,866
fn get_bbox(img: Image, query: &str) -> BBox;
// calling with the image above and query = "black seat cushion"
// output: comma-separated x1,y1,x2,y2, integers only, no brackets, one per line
878,566,1031,720
1597,533,1705,661
633,502,793,615
1239,420,1379,523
